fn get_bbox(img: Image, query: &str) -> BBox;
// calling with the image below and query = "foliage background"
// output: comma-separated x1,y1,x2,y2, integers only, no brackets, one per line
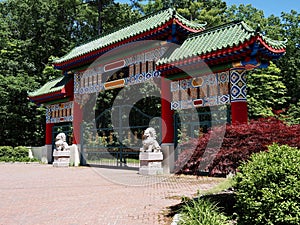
0,0,299,146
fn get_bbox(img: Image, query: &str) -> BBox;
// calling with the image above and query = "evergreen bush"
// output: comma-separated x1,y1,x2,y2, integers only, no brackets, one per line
0,146,35,162
12,146,29,158
0,146,14,158
234,144,300,225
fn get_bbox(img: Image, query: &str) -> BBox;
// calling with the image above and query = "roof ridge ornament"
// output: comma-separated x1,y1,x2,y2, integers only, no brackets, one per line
171,7,176,17
255,24,261,34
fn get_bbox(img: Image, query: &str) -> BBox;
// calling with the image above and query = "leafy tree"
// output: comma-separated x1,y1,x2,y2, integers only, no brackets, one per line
0,0,142,146
1,0,75,78
101,2,141,31
225,3,285,39
225,4,299,124
225,4,266,28
247,62,289,119
41,56,63,81
0,74,45,146
72,0,141,42
191,0,227,27
136,0,227,27
95,81,161,129
1,0,140,80
264,14,284,40
277,10,300,104
282,101,300,125
0,9,44,146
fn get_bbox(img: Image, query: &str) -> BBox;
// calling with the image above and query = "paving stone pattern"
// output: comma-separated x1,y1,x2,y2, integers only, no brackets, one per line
0,163,220,225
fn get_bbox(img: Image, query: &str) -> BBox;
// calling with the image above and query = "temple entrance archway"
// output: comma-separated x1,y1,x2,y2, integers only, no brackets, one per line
80,80,162,168
81,104,162,168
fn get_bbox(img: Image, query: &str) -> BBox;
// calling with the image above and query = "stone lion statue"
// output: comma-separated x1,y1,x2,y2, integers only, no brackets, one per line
140,127,161,153
54,133,69,151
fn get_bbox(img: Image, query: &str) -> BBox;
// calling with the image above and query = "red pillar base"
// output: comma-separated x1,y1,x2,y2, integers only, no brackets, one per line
231,101,248,125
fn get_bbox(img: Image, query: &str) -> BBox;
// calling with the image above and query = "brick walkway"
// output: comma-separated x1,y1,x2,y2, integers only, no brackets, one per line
0,163,221,225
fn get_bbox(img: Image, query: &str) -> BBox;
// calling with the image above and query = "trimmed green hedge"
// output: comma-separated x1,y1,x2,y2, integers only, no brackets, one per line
234,144,300,225
0,146,37,162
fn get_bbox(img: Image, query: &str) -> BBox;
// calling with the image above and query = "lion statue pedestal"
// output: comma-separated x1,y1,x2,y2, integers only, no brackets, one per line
139,127,163,175
53,133,70,167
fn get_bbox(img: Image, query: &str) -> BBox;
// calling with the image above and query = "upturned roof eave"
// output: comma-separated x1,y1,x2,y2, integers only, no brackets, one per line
53,8,206,70
156,21,286,68
28,76,73,103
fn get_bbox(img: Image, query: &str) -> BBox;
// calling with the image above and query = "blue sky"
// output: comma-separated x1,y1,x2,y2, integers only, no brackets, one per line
225,0,300,17
117,0,300,17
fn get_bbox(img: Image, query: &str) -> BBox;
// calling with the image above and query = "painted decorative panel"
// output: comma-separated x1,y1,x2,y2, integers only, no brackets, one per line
171,72,230,110
230,69,247,102
73,47,167,96
46,101,73,124
74,69,161,96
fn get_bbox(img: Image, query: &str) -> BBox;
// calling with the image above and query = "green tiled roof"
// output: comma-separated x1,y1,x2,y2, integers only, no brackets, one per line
261,35,286,50
29,76,71,97
54,8,205,65
174,12,206,30
157,21,286,65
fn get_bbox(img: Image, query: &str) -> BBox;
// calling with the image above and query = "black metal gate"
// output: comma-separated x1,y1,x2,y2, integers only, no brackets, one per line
174,105,231,160
81,105,161,168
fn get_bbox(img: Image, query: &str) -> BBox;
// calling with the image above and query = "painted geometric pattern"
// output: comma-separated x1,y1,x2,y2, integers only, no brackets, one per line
230,69,247,102
46,101,73,124
171,95,230,110
125,70,161,86
73,46,167,95
74,72,81,94
74,70,160,95
171,72,230,110
74,71,104,95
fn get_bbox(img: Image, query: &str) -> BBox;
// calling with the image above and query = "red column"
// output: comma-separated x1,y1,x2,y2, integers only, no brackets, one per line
161,76,174,143
230,69,248,124
45,123,54,145
73,101,83,144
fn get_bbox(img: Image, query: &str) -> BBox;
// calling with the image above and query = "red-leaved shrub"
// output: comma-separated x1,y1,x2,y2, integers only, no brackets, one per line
175,117,300,176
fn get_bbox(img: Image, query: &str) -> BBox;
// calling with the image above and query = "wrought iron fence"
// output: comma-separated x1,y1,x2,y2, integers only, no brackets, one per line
174,105,231,160
81,105,161,168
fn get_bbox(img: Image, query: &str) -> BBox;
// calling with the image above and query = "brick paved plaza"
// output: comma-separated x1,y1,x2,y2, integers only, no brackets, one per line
0,163,221,225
